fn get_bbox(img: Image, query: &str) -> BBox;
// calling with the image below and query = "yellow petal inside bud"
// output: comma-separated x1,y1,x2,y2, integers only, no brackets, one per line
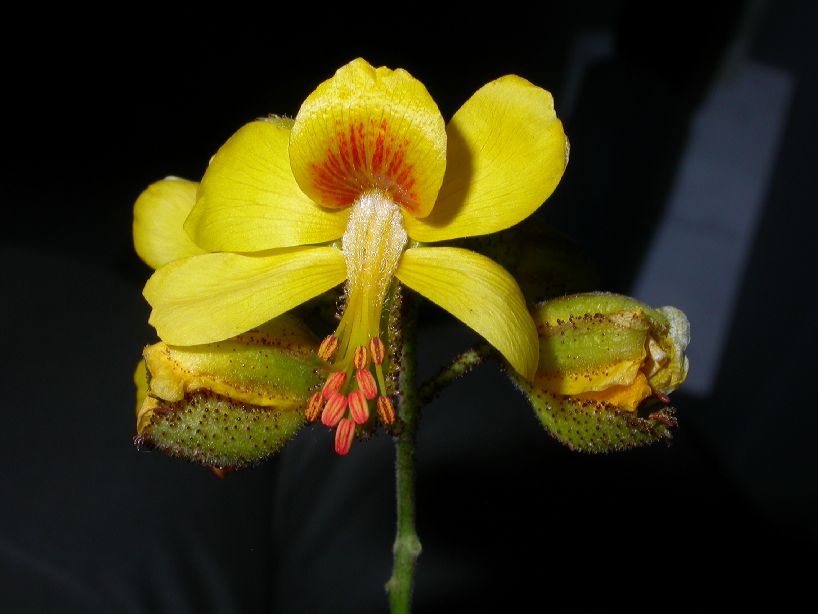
574,372,653,411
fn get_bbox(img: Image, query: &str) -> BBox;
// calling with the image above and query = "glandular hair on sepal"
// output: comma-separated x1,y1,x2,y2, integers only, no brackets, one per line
136,392,305,469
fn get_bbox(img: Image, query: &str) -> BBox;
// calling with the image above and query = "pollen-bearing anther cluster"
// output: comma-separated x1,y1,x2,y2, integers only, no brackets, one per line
305,190,404,455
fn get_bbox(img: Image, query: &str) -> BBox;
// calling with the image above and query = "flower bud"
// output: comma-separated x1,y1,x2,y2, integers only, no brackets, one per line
533,293,689,407
134,314,322,469
512,293,690,453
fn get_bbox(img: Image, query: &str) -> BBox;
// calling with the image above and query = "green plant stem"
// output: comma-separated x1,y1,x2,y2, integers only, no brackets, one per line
387,291,421,614
418,343,493,406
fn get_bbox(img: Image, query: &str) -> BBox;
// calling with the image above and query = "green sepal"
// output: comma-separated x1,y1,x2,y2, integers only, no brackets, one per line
512,373,676,453
135,313,321,469
135,392,304,469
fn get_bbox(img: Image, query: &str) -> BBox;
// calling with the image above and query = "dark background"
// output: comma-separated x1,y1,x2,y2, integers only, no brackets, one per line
3,2,817,611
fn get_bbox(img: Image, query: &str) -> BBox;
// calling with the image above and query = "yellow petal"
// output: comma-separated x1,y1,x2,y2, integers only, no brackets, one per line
134,360,151,432
574,372,653,412
289,58,447,217
185,118,348,251
396,247,538,378
144,247,347,345
133,177,206,269
404,75,568,242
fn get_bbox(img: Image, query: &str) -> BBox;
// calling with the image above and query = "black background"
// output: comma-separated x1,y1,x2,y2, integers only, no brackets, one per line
2,2,817,612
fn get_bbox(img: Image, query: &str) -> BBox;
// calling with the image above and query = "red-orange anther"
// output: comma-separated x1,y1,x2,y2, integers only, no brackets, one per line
356,368,378,400
322,370,347,399
335,418,356,455
305,391,324,422
317,334,338,361
347,390,370,424
321,391,347,427
353,345,369,370
376,395,396,425
369,337,386,365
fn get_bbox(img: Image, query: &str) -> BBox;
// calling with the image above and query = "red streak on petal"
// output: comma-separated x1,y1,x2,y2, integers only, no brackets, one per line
308,117,420,211
350,123,362,169
337,129,351,170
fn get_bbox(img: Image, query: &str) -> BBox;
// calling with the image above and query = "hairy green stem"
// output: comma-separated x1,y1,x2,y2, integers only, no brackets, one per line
386,290,421,614
418,343,494,406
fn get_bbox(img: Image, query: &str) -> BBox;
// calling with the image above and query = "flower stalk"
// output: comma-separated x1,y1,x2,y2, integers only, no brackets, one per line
387,289,422,614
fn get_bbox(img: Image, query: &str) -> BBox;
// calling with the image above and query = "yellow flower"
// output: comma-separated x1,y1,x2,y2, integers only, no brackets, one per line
135,58,568,454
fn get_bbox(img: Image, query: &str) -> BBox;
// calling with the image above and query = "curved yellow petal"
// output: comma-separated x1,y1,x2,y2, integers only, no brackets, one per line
404,75,568,242
185,118,348,251
133,177,206,269
144,247,347,345
289,58,447,217
575,372,653,412
395,247,538,378
134,360,150,432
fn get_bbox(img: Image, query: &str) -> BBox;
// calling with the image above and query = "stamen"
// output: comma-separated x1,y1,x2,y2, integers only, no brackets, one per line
311,191,407,454
317,334,338,361
333,191,406,368
348,390,370,424
322,371,347,399
335,418,356,455
376,395,396,425
356,368,378,400
321,392,347,427
353,345,369,370
374,362,388,398
305,392,324,422
369,337,386,365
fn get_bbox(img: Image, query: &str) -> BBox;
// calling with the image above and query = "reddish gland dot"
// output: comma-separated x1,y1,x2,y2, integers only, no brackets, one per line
309,119,419,209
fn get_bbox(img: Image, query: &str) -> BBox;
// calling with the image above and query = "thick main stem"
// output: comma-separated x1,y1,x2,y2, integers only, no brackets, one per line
387,289,421,614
